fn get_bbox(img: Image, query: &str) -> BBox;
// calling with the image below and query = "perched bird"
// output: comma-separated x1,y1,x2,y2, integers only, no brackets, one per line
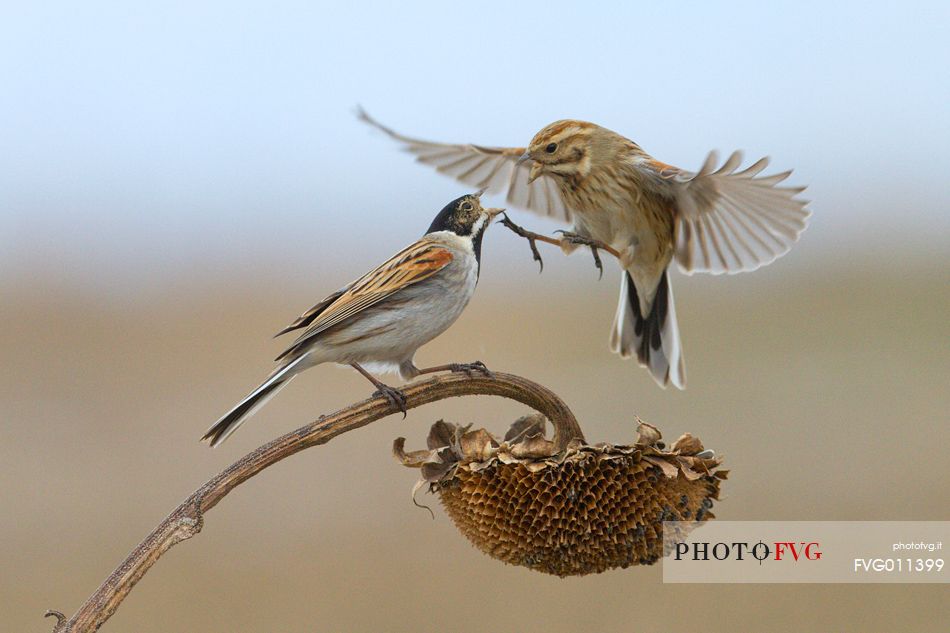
202,192,502,447
359,110,810,389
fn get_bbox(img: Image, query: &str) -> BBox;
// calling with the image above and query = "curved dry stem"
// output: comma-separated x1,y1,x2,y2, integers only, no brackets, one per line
46,371,583,633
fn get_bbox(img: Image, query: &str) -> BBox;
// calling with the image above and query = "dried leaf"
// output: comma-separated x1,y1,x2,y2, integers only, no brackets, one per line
427,420,457,450
460,428,498,462
392,437,437,467
504,414,548,443
635,420,662,446
677,457,704,480
496,450,518,464
392,437,408,461
643,455,679,479
523,461,549,473
421,460,455,483
510,435,555,459
671,433,704,455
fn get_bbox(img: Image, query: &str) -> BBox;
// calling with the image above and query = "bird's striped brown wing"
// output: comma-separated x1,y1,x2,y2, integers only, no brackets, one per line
642,152,810,275
275,239,454,361
358,108,571,222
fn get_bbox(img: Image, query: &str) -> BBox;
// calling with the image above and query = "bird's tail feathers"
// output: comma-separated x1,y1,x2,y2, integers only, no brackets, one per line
610,269,686,389
201,355,309,447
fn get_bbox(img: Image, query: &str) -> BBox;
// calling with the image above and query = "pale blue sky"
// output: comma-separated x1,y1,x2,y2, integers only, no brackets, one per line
2,1,948,290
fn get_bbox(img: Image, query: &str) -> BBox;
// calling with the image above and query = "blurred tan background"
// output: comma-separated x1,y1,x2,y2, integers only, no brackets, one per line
3,244,948,631
3,2,950,631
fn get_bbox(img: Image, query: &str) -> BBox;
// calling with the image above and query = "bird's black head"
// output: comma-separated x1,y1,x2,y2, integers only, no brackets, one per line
426,192,502,261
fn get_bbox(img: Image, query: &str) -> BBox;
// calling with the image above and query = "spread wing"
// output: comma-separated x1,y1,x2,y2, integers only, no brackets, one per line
358,108,571,222
274,239,454,361
644,151,810,275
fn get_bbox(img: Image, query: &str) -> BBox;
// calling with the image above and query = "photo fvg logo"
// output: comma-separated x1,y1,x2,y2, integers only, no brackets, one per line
664,522,948,583
673,541,823,562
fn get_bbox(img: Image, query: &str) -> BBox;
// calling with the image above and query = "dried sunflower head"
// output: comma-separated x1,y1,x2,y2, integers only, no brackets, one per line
394,415,727,577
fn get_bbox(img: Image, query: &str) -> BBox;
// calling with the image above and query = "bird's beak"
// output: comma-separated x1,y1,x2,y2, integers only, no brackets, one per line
485,208,505,220
527,161,544,184
516,151,531,165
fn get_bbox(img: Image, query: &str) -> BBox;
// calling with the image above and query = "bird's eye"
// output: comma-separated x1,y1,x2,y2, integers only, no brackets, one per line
461,201,474,212
545,142,558,153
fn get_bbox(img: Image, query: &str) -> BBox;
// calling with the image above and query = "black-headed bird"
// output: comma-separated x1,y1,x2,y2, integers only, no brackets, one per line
202,192,502,447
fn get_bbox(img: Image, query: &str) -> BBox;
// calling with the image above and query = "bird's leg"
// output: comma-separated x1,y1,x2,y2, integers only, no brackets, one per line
497,212,560,272
415,361,494,378
498,212,620,279
350,362,407,417
553,231,622,280
553,231,621,257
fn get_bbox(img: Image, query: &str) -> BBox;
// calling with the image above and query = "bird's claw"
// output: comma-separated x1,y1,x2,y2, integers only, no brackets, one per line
449,361,494,378
497,212,544,273
497,212,528,237
591,249,604,279
554,231,606,279
373,384,408,417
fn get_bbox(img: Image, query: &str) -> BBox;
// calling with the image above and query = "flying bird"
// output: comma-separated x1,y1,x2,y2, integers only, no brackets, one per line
202,192,502,447
359,110,810,389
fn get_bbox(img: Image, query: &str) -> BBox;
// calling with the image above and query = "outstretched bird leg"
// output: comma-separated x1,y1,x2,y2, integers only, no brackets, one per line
498,213,620,278
350,362,408,417
497,212,552,272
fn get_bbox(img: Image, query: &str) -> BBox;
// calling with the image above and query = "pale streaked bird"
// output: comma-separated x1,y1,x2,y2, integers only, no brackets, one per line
202,192,502,447
359,109,810,389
